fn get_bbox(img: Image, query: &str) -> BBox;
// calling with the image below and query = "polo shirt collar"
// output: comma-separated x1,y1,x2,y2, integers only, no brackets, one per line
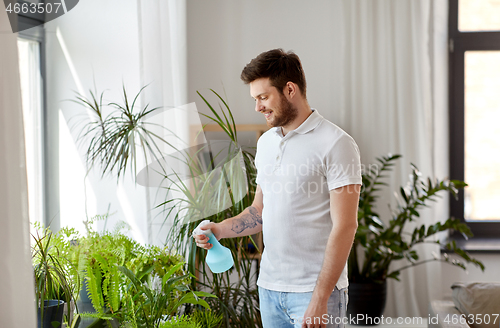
274,108,323,136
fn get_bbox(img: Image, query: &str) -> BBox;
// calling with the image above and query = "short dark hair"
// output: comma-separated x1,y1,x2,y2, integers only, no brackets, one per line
240,48,307,98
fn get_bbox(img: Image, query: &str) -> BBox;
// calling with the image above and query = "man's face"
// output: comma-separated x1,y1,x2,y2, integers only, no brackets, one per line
250,78,298,128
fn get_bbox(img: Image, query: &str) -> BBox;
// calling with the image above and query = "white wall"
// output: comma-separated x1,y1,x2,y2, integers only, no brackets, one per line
186,0,345,133
44,0,150,243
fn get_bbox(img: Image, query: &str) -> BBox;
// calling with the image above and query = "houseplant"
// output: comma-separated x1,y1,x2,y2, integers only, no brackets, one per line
118,263,215,328
348,154,484,324
74,86,262,328
55,216,212,328
32,226,80,328
163,90,261,328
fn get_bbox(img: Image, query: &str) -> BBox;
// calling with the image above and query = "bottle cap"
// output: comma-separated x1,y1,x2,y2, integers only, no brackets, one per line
192,220,213,237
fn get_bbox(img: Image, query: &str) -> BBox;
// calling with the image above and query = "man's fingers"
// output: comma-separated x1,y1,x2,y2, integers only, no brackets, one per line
302,317,325,328
193,225,216,250
196,242,212,250
193,234,209,242
193,234,212,249
199,222,214,231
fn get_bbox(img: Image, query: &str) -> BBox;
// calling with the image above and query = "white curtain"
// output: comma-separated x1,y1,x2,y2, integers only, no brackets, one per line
0,4,37,327
18,38,44,226
338,0,448,317
136,0,188,245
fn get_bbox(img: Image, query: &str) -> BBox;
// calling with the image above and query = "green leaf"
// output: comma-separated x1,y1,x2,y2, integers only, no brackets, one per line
386,271,401,281
162,262,184,287
409,208,420,217
418,225,425,239
172,291,212,312
400,187,409,204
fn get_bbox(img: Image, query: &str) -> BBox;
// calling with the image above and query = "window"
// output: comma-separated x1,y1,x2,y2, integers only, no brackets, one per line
17,3,46,225
449,0,500,237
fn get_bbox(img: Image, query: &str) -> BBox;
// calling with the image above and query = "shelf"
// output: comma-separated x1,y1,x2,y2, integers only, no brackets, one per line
190,124,269,145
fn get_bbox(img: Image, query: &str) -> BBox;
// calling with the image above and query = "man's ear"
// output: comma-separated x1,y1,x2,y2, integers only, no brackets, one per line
284,82,297,99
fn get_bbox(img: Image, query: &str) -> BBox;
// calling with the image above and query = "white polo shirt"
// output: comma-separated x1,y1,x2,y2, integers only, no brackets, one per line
255,109,362,292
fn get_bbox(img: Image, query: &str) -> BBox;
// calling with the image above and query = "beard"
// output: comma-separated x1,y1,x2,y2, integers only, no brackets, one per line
266,93,299,128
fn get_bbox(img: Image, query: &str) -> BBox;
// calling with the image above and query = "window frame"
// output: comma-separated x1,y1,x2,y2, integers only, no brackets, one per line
17,0,45,33
17,0,48,226
448,0,500,238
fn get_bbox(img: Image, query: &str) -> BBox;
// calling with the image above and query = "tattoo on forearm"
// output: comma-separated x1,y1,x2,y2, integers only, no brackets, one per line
231,206,263,234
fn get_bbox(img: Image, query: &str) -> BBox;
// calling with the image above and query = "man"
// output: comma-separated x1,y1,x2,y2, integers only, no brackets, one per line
193,49,361,328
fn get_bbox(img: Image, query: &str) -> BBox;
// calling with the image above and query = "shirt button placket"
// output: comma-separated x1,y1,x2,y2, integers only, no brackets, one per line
275,139,285,167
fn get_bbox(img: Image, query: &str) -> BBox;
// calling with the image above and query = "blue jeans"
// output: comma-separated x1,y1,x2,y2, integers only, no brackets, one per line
259,286,348,328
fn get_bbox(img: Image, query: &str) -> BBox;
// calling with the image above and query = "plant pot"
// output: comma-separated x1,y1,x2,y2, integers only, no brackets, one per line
38,300,65,328
347,281,387,326
80,277,92,303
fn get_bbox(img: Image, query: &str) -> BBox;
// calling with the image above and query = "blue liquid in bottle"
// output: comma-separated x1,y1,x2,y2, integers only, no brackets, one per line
194,220,234,273
205,231,234,273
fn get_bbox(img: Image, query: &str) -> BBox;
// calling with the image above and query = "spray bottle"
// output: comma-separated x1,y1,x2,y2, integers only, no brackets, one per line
193,220,234,273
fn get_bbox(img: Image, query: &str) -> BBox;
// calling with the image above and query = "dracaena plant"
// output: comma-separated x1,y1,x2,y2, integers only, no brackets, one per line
32,226,80,327
349,154,485,284
72,85,176,180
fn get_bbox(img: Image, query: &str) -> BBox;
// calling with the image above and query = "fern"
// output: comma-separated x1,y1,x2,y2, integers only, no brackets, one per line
160,315,201,328
57,214,205,327
92,251,122,314
109,262,121,311
86,261,104,315
94,253,111,310
190,309,223,328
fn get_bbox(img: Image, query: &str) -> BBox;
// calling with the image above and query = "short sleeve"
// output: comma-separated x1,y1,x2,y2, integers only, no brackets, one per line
255,137,263,186
325,135,362,190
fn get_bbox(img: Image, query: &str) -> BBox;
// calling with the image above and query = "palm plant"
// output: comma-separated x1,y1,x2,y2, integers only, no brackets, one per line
162,90,261,327
73,85,176,180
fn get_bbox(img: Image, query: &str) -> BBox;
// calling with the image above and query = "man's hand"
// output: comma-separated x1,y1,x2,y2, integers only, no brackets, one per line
192,185,264,250
192,222,222,250
302,298,328,328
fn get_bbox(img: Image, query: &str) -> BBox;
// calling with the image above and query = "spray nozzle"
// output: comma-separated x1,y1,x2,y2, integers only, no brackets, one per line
192,219,213,237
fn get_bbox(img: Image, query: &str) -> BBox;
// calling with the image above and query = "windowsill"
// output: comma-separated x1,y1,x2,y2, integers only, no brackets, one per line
441,236,500,253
